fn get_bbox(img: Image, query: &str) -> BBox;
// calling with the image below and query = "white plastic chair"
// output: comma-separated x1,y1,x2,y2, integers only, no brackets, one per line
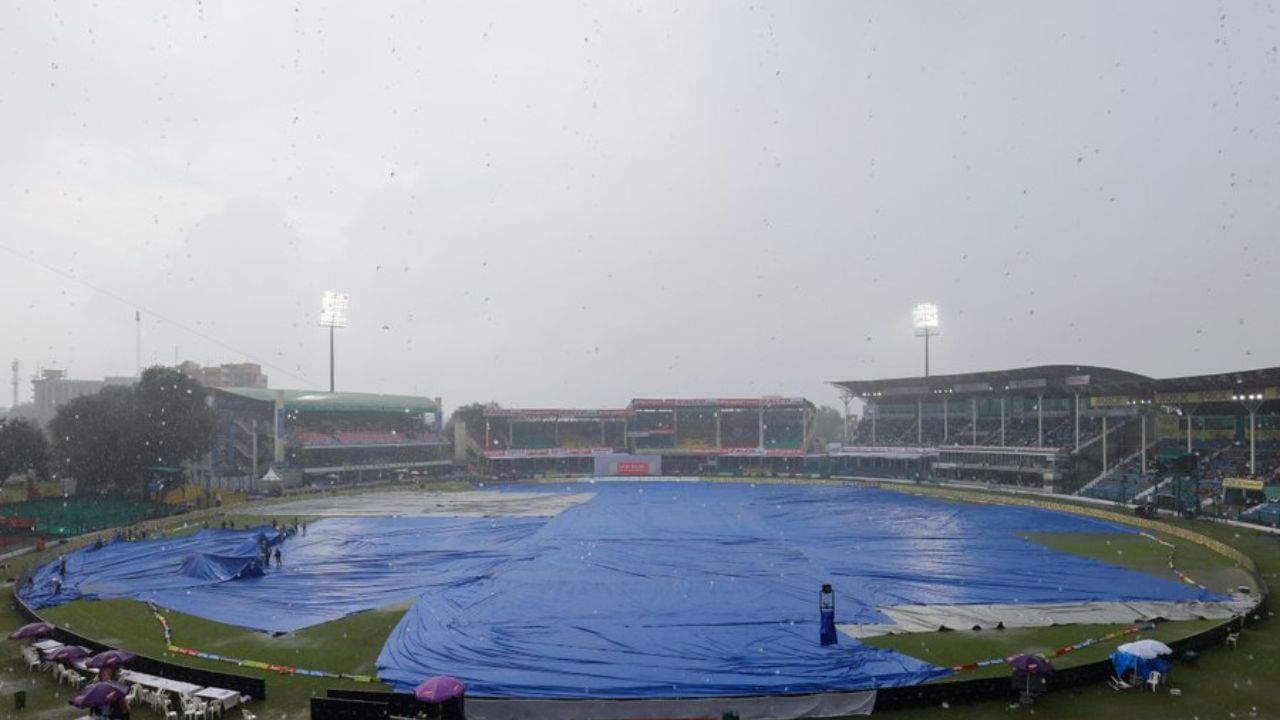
206,699,223,720
1146,670,1162,692
1226,632,1239,648
240,708,256,720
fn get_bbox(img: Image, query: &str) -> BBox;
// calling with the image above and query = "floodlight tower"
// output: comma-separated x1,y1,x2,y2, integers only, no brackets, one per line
319,291,350,392
912,303,940,377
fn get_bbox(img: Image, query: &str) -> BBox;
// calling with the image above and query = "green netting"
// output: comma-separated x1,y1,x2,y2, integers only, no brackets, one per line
0,496,171,537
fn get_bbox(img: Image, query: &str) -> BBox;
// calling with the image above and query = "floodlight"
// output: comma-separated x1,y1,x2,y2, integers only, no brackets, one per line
320,291,350,329
912,303,940,377
912,303,939,336
320,291,349,392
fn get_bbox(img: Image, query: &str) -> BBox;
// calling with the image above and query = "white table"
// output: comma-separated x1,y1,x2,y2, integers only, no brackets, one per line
120,670,205,696
195,687,241,710
32,639,63,654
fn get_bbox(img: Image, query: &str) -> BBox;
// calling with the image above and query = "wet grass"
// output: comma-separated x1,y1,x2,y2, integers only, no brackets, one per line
35,598,406,720
869,487,1279,718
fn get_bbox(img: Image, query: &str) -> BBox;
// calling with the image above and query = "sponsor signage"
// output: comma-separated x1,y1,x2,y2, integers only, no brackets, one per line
1007,378,1047,390
1155,390,1236,404
484,447,616,459
1065,375,1091,386
721,448,806,457
484,408,629,419
1224,477,1265,491
616,461,651,476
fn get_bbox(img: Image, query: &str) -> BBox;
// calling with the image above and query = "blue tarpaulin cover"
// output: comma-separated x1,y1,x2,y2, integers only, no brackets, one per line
24,482,1220,699
1110,651,1171,683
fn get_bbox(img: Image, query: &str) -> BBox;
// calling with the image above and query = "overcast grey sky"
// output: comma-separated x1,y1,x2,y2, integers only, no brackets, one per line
2,1,1278,411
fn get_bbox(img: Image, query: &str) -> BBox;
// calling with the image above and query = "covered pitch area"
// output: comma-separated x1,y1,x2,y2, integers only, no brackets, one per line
20,479,1251,715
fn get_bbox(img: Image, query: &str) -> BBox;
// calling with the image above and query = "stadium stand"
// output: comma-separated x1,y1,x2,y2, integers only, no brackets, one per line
832,365,1280,497
0,496,170,538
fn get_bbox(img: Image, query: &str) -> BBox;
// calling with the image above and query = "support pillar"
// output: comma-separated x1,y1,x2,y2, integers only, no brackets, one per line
971,397,978,446
917,398,923,445
251,419,258,481
757,405,764,449
1250,409,1257,476
943,398,949,442
871,403,877,444
1074,393,1081,452
1102,414,1108,474
1037,392,1044,448
1140,413,1147,475
1000,396,1006,446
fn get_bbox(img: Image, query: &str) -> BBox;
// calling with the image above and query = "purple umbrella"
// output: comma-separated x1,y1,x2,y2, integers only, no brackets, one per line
8,621,55,639
85,650,137,669
49,645,92,663
69,681,130,709
415,676,466,703
1006,654,1055,675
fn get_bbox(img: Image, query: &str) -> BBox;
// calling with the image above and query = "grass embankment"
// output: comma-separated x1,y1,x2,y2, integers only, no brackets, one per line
867,487,1279,719
16,598,408,720
862,532,1236,680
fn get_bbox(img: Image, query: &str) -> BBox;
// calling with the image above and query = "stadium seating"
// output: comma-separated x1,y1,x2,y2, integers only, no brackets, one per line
0,496,170,538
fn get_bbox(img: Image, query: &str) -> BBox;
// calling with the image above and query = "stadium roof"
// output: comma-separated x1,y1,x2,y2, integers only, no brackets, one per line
629,397,814,409
215,388,439,414
832,365,1149,398
832,364,1280,402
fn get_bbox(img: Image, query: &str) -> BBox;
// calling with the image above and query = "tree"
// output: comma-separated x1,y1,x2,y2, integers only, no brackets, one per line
49,386,143,493
48,366,214,495
445,402,495,439
0,418,50,481
134,366,214,471
811,405,847,447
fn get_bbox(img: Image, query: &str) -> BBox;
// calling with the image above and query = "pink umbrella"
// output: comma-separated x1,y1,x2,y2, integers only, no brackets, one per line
49,645,92,663
70,681,130,709
85,650,137,669
8,621,55,639
414,676,466,703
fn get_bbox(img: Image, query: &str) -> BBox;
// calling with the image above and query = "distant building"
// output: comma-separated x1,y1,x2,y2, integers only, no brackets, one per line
178,361,268,389
31,369,136,424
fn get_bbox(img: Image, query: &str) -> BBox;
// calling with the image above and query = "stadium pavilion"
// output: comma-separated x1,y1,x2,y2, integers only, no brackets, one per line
204,388,450,488
477,397,815,477
831,364,1280,504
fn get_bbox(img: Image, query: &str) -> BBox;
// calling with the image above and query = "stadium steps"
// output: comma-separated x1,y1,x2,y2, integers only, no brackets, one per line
1077,445,1147,496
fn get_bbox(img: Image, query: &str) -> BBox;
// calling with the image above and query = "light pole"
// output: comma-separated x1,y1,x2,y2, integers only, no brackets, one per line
319,291,349,392
912,303,940,377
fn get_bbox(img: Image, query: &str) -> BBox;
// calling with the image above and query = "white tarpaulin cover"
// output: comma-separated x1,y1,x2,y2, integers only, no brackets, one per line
840,595,1258,638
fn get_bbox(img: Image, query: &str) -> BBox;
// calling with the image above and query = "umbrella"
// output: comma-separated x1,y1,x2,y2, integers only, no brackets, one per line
49,645,92,663
1006,654,1055,675
69,681,130,709
8,621,55,639
415,676,466,703
85,650,137,669
1117,639,1173,659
